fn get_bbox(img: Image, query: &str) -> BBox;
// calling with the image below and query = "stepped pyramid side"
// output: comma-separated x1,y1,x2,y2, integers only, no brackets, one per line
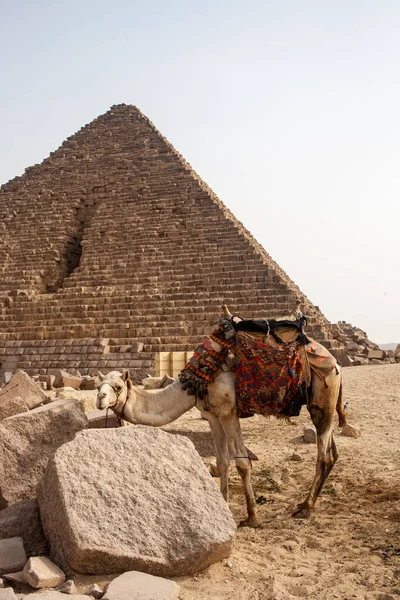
0,104,341,381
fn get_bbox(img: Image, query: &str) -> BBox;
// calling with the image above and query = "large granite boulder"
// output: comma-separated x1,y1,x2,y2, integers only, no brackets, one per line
0,370,48,411
0,400,88,506
38,426,236,577
0,499,48,556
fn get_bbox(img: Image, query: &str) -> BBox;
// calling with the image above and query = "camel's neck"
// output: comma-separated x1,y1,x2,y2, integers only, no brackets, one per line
122,380,197,426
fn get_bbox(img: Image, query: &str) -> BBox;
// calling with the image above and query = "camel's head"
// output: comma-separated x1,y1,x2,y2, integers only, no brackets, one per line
96,370,130,410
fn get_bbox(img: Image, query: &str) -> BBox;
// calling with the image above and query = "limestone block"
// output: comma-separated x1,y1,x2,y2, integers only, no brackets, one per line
0,499,48,556
0,397,28,420
303,426,317,444
131,342,144,353
342,424,361,438
0,370,48,411
23,556,66,589
0,537,27,575
38,426,236,577
103,571,180,600
53,370,82,390
367,350,384,360
0,400,87,506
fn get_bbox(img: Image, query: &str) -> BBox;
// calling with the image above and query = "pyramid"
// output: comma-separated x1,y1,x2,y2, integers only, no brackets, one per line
0,104,341,382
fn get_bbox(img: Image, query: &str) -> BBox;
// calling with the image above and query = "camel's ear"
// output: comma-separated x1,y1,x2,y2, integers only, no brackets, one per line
122,369,130,382
98,372,105,381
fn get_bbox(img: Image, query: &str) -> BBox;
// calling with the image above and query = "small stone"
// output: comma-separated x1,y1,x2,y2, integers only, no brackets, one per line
303,426,317,444
84,584,103,599
0,538,27,575
342,424,361,438
22,556,66,589
0,589,17,600
1,573,25,585
291,452,303,462
56,579,77,594
102,571,180,600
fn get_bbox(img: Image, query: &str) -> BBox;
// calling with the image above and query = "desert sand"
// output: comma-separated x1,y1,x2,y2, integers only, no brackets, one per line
163,363,400,600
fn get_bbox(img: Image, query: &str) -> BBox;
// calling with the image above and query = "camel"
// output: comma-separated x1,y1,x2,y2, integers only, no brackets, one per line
96,326,346,527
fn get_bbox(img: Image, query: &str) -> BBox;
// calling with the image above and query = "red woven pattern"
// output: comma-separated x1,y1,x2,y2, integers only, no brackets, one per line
234,332,308,418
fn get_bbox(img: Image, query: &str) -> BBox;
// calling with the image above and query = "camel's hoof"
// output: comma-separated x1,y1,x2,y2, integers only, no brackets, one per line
239,517,261,528
292,503,311,519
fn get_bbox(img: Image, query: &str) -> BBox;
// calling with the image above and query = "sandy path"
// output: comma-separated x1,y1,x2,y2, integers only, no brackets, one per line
165,363,400,600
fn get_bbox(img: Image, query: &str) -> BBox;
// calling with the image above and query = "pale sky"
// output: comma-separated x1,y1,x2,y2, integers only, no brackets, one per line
1,0,399,343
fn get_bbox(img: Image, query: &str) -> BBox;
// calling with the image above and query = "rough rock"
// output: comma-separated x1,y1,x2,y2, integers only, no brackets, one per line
0,396,29,421
53,370,82,390
0,538,27,575
103,571,180,600
368,349,384,360
0,371,48,411
1,572,25,585
84,583,104,598
0,589,17,600
80,377,99,391
342,424,361,438
0,499,48,556
303,426,317,444
352,356,369,366
0,399,87,506
55,579,77,594
38,426,236,577
23,556,66,589
332,352,353,367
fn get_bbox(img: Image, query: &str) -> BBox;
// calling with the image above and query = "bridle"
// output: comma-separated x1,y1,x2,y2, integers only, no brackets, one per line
98,379,130,427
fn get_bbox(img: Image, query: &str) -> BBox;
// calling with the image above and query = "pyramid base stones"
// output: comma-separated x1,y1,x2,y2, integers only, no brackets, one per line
0,400,88,506
37,426,236,578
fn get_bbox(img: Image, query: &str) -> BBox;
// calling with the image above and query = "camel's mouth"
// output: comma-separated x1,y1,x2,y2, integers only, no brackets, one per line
96,396,109,410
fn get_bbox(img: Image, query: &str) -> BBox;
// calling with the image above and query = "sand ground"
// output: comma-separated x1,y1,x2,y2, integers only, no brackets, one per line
162,363,400,600
35,363,400,599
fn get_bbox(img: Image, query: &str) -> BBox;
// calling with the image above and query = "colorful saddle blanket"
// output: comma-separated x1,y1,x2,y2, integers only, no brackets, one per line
234,332,309,418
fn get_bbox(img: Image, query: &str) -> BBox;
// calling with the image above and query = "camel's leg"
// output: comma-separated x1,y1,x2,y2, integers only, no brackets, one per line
206,412,230,501
218,413,259,527
294,373,340,519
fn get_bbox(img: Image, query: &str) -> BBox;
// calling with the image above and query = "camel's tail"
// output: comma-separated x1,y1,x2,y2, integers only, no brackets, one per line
336,376,346,428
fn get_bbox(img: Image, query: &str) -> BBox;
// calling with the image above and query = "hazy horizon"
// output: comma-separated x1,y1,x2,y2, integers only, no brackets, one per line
1,0,399,343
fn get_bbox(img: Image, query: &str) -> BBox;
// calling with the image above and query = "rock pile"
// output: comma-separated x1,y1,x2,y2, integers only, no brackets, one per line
331,322,398,367
0,370,236,598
